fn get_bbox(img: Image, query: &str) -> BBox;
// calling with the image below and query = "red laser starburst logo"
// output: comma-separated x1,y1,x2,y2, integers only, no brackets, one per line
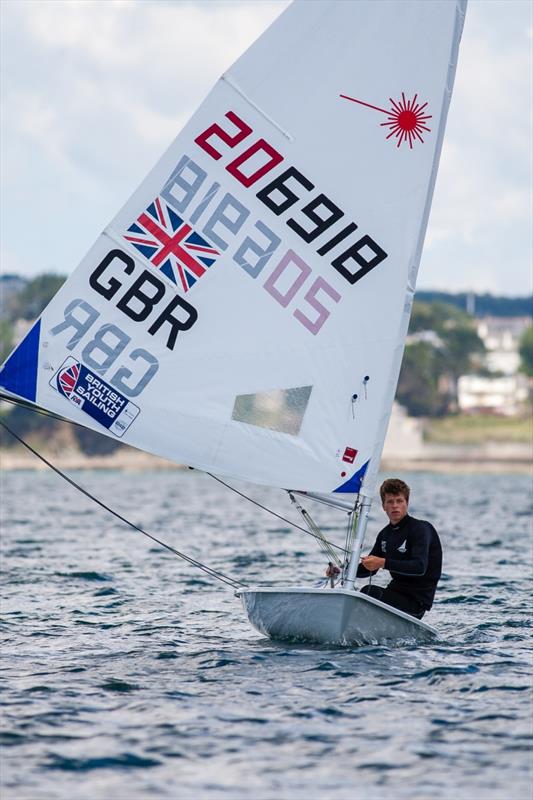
340,92,432,149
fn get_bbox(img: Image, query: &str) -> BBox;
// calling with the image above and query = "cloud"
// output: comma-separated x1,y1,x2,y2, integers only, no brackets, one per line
0,0,289,276
0,0,530,295
420,0,532,294
2,1,289,178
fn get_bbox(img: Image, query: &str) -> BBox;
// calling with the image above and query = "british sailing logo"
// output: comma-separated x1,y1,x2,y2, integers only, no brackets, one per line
340,92,432,149
51,357,140,438
124,197,220,293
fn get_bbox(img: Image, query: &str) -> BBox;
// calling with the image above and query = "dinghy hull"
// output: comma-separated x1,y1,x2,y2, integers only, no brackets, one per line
237,586,437,646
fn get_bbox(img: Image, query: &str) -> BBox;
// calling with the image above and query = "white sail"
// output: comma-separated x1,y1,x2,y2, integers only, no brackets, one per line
1,0,467,495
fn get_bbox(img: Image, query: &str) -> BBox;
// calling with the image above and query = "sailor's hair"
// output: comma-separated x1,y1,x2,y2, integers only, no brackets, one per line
380,478,410,503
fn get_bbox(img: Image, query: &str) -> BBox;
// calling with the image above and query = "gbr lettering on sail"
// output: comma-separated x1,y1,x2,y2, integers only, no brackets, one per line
50,108,389,398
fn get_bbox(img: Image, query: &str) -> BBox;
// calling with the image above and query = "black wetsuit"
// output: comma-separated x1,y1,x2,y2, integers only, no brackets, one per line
357,514,442,619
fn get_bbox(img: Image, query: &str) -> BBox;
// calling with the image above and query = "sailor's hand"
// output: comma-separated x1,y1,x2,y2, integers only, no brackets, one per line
325,563,341,577
360,555,385,571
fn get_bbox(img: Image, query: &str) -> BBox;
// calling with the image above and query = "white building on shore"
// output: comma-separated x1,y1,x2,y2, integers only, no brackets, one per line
457,316,531,415
457,374,529,416
476,316,531,376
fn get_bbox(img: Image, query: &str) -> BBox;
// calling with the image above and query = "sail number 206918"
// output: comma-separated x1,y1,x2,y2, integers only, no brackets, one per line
193,111,388,285
159,110,388,336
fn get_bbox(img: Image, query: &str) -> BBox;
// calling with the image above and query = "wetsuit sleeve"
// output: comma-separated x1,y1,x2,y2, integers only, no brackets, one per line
356,534,382,577
384,522,430,576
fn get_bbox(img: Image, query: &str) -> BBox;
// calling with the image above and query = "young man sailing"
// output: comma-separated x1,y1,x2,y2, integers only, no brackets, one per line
357,478,442,619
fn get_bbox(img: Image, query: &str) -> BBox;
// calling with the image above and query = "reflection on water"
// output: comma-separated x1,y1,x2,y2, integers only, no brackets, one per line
1,469,531,799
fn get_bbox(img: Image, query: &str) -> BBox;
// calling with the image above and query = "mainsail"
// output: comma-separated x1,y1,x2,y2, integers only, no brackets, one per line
1,0,467,495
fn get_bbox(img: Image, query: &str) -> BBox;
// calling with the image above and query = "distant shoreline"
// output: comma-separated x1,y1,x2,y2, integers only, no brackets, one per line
380,458,531,475
1,447,530,475
0,448,183,473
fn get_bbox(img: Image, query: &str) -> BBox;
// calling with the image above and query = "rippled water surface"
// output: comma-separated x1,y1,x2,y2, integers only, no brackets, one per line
1,468,532,800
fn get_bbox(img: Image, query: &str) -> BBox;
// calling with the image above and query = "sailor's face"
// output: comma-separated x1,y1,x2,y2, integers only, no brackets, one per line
382,493,408,525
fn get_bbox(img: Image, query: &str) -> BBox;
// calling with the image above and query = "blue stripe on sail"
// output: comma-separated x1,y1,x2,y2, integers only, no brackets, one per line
333,460,369,493
0,319,41,403
198,257,215,267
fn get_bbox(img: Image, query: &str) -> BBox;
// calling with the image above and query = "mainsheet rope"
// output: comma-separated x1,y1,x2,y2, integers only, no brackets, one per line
0,419,245,590
207,473,348,555
1,394,348,556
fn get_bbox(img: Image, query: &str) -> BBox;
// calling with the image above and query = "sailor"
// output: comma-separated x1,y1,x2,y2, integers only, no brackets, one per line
357,478,442,619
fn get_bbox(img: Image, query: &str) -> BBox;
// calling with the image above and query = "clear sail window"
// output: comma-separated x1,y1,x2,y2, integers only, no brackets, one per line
232,386,313,435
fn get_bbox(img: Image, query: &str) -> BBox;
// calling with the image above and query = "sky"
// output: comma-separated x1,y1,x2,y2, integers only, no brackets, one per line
0,0,531,297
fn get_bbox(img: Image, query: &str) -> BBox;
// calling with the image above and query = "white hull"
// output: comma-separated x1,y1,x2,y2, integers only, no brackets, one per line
236,586,437,646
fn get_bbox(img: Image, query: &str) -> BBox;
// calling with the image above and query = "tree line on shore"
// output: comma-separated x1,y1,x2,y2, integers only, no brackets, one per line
1,274,532,454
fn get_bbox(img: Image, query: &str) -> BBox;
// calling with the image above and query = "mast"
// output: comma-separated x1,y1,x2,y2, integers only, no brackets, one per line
345,494,372,589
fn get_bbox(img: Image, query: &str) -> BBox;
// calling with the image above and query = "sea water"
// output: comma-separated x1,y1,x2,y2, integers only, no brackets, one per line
1,468,531,800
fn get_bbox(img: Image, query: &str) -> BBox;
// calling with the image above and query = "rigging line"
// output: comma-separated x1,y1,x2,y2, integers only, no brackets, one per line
303,513,341,565
288,492,343,567
0,420,245,590
1,394,347,556
0,394,89,430
207,473,348,556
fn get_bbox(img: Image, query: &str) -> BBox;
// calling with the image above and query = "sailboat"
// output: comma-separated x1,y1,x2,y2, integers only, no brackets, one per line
0,0,467,645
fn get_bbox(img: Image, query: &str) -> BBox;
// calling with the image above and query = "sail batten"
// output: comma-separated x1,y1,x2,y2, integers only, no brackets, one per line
220,73,295,142
0,0,467,494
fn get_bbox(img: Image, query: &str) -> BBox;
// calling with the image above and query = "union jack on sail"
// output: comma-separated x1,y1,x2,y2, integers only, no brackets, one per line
124,197,219,293
58,361,80,398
